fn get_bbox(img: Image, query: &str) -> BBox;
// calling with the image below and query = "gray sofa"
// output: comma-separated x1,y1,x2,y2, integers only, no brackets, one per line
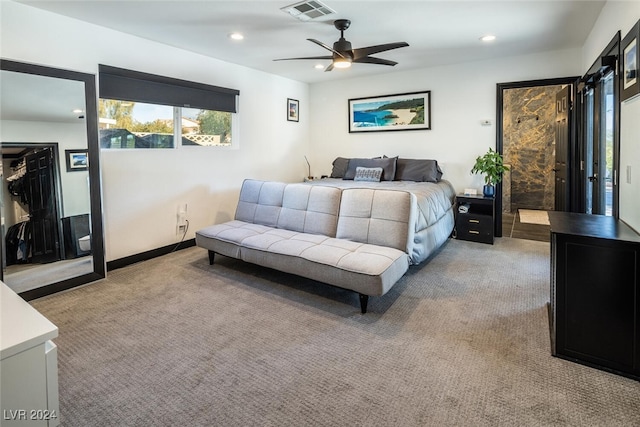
196,179,440,313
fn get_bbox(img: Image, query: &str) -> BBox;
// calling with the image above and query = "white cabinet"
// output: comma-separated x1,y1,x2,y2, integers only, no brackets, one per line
1,282,59,426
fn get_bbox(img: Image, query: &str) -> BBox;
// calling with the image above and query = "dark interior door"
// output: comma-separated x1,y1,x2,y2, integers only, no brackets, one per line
25,147,61,263
554,86,570,211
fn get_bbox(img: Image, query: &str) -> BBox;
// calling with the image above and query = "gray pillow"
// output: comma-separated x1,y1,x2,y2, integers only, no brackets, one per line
330,157,350,178
354,166,383,182
343,157,397,181
395,158,443,182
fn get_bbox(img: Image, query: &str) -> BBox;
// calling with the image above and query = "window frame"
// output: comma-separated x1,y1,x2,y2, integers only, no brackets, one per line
98,65,239,150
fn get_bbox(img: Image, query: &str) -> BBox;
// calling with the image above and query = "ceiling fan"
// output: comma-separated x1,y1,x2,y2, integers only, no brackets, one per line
274,19,409,72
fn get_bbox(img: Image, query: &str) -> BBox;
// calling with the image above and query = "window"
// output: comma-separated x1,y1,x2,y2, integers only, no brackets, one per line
98,101,233,148
99,100,175,148
98,65,239,149
181,107,232,147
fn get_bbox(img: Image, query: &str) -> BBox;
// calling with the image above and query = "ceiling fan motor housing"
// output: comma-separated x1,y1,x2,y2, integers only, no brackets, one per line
333,38,353,60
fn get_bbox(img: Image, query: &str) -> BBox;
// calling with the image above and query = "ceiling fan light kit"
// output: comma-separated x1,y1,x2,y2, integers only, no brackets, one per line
332,57,352,69
274,19,409,72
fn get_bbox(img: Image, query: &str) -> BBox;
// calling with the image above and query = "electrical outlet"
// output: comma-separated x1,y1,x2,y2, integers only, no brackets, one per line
177,203,187,225
176,203,188,235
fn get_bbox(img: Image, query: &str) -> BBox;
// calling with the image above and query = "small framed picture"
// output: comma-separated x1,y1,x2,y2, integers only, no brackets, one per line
621,20,640,102
287,98,299,122
65,149,88,172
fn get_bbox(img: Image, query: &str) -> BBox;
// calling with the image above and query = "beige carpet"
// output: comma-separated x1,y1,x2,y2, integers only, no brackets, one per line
31,239,640,426
519,209,550,225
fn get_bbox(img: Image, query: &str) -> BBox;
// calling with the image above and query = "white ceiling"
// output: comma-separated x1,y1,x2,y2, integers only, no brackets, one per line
17,0,606,84
0,70,87,124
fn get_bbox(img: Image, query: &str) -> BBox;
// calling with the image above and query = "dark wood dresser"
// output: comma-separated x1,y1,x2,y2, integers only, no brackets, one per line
549,211,640,380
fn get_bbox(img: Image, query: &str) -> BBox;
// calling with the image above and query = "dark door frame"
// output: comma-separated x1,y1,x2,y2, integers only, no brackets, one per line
495,76,581,237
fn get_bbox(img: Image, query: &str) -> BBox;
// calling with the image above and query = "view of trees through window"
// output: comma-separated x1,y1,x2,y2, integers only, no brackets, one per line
98,99,232,149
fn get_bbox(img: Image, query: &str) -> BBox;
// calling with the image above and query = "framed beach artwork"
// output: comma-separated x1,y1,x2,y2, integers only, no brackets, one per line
348,91,431,133
287,98,299,122
65,149,88,172
621,20,639,102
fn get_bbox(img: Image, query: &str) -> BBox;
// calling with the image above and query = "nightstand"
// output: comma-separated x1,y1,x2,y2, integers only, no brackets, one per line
455,194,494,244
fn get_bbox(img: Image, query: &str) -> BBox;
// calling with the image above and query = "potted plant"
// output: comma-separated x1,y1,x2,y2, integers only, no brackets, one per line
470,147,509,197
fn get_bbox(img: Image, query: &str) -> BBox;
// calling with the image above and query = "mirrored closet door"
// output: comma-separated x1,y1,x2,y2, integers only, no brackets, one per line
0,59,105,299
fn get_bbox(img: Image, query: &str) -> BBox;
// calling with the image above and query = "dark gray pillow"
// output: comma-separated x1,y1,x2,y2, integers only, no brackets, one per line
330,157,350,178
395,158,443,182
343,157,397,181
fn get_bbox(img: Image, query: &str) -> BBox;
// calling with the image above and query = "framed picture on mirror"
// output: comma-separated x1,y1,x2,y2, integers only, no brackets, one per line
66,149,88,172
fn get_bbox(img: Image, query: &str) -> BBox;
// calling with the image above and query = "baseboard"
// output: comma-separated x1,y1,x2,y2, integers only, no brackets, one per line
106,239,196,271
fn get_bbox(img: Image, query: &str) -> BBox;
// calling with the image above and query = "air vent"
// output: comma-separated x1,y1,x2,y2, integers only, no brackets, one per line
281,0,336,21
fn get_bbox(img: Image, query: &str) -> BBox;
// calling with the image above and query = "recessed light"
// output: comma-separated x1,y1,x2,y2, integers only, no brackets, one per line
72,109,84,114
314,64,324,70
480,35,496,42
229,33,244,41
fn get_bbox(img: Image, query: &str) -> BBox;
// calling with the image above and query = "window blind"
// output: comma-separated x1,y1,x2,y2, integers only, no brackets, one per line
99,65,239,113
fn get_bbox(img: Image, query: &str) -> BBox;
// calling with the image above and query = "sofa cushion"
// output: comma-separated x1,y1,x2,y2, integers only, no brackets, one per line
277,184,341,237
240,231,409,297
336,188,415,252
195,220,275,259
235,180,286,227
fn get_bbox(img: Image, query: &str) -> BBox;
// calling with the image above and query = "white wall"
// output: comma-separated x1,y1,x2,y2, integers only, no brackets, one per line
309,48,582,193
620,95,640,232
1,120,91,223
583,1,640,231
1,1,309,261
582,1,640,72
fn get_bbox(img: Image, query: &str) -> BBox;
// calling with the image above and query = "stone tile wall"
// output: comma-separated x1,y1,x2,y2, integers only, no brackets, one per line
502,85,562,212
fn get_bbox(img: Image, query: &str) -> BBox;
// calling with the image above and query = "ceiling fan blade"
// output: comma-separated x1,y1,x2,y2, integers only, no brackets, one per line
307,38,347,59
324,63,334,72
353,56,398,66
352,42,409,59
273,55,333,62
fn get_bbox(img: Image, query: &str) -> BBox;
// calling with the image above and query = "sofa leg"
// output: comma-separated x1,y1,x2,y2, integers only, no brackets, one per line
208,251,215,265
359,294,369,314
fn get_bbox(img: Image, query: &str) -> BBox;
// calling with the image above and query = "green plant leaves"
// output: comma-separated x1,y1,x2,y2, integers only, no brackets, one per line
470,147,510,185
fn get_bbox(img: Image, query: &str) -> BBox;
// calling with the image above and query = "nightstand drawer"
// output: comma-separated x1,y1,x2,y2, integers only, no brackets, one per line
456,214,494,244
457,213,492,229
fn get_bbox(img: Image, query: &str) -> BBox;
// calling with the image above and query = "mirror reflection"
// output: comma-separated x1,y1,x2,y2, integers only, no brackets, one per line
1,70,93,293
